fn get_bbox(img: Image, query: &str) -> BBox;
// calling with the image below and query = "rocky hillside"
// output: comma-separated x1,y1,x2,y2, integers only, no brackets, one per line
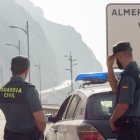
0,0,102,103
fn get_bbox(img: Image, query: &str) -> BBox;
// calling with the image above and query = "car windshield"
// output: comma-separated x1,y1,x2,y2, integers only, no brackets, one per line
86,92,116,120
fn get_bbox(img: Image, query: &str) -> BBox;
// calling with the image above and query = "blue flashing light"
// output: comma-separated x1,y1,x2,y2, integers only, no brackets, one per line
75,72,121,82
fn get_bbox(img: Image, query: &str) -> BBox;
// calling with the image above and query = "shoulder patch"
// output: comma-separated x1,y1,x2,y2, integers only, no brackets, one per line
121,88,128,93
122,86,128,89
121,82,129,93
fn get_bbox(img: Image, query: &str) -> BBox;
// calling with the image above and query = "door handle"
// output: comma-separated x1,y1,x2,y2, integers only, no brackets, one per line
52,125,58,133
53,128,58,133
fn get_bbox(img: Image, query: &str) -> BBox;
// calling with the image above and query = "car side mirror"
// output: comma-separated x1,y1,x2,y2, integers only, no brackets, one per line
46,114,55,123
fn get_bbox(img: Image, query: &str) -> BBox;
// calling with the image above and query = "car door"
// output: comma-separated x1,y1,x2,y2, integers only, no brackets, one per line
56,94,82,140
46,95,72,140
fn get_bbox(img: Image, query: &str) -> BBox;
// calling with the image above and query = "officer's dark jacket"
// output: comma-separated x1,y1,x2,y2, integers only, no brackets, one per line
0,76,42,132
0,81,33,103
116,61,140,117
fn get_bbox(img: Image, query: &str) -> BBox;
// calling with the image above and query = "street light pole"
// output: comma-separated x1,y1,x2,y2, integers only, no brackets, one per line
26,21,30,59
65,52,77,92
5,40,21,55
18,40,20,55
0,66,4,87
35,63,42,103
70,52,73,91
10,21,30,82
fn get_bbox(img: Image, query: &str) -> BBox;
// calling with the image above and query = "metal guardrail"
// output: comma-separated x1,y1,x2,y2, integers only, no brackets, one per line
42,104,60,116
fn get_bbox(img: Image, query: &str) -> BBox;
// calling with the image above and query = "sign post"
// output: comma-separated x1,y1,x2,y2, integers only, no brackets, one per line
106,3,140,66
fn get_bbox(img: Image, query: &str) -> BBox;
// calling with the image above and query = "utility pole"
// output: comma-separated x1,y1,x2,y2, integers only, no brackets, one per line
65,52,77,92
35,63,42,103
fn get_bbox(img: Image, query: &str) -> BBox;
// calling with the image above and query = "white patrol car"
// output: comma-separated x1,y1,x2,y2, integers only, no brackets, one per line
45,72,120,140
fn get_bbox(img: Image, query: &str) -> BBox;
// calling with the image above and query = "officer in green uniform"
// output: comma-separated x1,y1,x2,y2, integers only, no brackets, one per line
107,42,140,140
0,56,46,140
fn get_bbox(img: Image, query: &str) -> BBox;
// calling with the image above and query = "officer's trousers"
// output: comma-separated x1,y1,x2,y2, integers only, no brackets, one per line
117,126,140,140
4,128,42,140
116,117,140,140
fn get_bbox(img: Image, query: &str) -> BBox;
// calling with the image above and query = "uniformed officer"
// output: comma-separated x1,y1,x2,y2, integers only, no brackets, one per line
107,42,140,140
0,56,46,140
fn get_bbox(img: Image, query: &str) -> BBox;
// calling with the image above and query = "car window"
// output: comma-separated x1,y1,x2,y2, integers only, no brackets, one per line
65,95,81,119
86,92,116,120
73,99,84,119
50,95,72,123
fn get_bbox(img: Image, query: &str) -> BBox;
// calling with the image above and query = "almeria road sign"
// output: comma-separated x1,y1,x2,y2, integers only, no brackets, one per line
106,3,140,66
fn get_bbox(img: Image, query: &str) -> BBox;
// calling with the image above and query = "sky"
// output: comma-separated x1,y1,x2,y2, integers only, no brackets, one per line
29,0,138,71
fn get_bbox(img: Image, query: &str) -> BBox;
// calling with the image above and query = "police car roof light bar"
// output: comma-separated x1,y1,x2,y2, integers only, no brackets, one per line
75,72,121,83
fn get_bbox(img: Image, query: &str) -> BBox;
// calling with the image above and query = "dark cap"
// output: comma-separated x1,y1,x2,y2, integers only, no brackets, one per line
113,42,132,55
11,56,30,75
